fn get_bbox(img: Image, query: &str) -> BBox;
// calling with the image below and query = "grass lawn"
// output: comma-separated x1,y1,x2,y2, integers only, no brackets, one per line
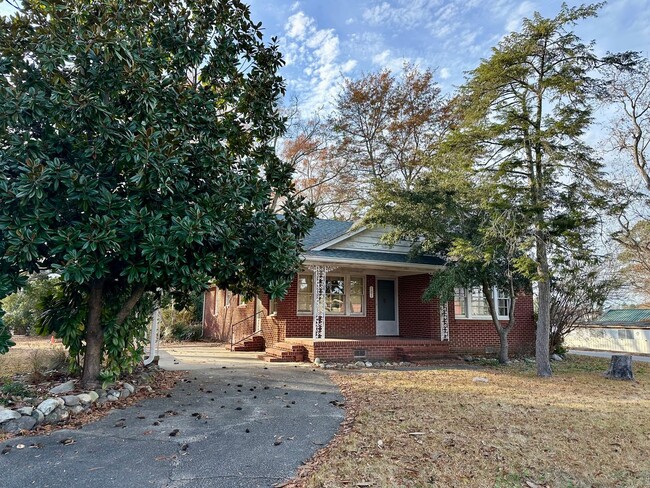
298,356,650,488
0,335,66,380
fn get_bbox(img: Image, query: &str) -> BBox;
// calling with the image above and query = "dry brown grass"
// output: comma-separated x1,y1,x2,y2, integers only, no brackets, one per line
0,335,66,379
297,356,650,488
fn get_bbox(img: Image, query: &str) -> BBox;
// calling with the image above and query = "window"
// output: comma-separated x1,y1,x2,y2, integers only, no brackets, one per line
618,329,634,340
268,298,277,316
497,291,511,316
297,273,365,316
325,276,345,314
349,276,365,315
453,286,509,319
454,288,467,317
297,275,313,313
225,290,233,307
470,288,490,316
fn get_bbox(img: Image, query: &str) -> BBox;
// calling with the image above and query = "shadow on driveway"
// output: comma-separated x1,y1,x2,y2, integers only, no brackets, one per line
0,344,345,488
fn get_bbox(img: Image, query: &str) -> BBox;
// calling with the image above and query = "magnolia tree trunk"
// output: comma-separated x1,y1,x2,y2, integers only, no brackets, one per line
81,280,105,389
605,355,634,380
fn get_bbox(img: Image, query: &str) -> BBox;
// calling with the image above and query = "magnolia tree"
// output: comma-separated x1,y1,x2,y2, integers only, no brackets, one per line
0,0,313,386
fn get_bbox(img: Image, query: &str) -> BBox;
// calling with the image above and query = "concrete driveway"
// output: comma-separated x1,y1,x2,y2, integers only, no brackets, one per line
0,343,345,487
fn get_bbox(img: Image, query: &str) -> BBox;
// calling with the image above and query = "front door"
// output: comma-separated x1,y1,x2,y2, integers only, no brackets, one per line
376,279,398,336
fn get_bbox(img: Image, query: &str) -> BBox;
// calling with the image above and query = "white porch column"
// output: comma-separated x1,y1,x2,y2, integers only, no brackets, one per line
439,301,450,341
308,265,336,339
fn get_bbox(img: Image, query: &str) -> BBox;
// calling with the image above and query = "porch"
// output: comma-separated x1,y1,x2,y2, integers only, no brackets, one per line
284,336,451,363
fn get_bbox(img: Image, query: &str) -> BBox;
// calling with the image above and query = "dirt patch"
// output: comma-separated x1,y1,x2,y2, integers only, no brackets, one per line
0,336,65,379
287,356,650,488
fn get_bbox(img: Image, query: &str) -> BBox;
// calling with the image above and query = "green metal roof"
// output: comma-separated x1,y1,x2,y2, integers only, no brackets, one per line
593,309,650,327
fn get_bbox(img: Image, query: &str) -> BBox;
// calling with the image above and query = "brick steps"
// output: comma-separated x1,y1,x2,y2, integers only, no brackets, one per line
225,335,265,352
258,341,307,363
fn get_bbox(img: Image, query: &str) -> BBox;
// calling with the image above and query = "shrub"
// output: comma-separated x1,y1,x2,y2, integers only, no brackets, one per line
167,322,203,342
1,273,60,335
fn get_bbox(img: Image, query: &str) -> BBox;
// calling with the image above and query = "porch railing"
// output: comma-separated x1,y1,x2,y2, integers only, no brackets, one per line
230,310,264,350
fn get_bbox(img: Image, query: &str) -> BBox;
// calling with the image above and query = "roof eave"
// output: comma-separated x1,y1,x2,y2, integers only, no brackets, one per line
303,255,444,273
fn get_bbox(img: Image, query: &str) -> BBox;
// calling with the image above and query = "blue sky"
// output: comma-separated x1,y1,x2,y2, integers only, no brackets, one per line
1,0,648,114
247,0,650,113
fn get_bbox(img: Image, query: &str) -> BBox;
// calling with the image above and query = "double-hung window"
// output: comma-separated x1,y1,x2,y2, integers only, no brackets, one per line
297,273,365,316
454,287,510,319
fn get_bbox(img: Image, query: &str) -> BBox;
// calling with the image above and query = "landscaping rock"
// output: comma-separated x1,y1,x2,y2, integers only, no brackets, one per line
0,417,36,434
354,361,365,368
473,376,489,383
88,391,100,402
77,393,93,404
107,394,119,402
49,380,75,395
0,409,21,424
123,383,135,394
464,356,474,362
107,389,120,399
70,405,85,415
16,406,33,416
314,358,322,365
36,397,64,416
31,409,44,424
364,361,373,368
551,354,563,361
1,416,36,433
120,388,131,399
45,407,69,423
62,395,81,407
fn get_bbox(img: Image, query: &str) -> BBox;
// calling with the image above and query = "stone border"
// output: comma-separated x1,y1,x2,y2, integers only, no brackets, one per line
0,380,143,435
314,358,414,370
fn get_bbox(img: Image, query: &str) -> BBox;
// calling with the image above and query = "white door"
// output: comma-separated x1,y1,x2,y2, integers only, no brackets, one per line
376,279,398,336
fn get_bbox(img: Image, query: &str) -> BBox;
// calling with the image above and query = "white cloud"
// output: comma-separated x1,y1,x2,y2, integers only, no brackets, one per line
281,11,357,113
363,0,443,29
439,67,451,79
290,1,300,12
372,50,391,65
285,12,313,40
505,1,536,32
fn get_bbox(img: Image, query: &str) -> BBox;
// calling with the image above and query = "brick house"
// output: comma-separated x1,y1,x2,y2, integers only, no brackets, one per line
203,219,535,362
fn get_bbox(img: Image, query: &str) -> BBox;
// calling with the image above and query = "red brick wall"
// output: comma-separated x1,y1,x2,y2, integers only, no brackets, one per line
203,287,268,344
310,339,451,362
448,293,535,355
398,274,439,340
275,274,378,339
202,274,536,357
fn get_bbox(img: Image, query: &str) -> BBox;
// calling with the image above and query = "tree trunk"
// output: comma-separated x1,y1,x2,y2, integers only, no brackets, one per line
498,328,509,364
81,279,105,389
605,354,634,380
536,237,553,377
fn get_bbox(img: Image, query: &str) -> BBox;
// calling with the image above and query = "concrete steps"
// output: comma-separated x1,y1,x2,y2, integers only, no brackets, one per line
258,342,307,363
225,335,265,352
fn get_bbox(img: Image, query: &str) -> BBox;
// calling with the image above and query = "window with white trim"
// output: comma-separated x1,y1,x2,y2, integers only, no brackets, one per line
297,273,365,316
454,287,510,319
268,298,277,316
297,275,313,313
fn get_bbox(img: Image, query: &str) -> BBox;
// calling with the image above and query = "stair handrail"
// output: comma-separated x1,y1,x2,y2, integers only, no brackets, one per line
230,310,265,350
